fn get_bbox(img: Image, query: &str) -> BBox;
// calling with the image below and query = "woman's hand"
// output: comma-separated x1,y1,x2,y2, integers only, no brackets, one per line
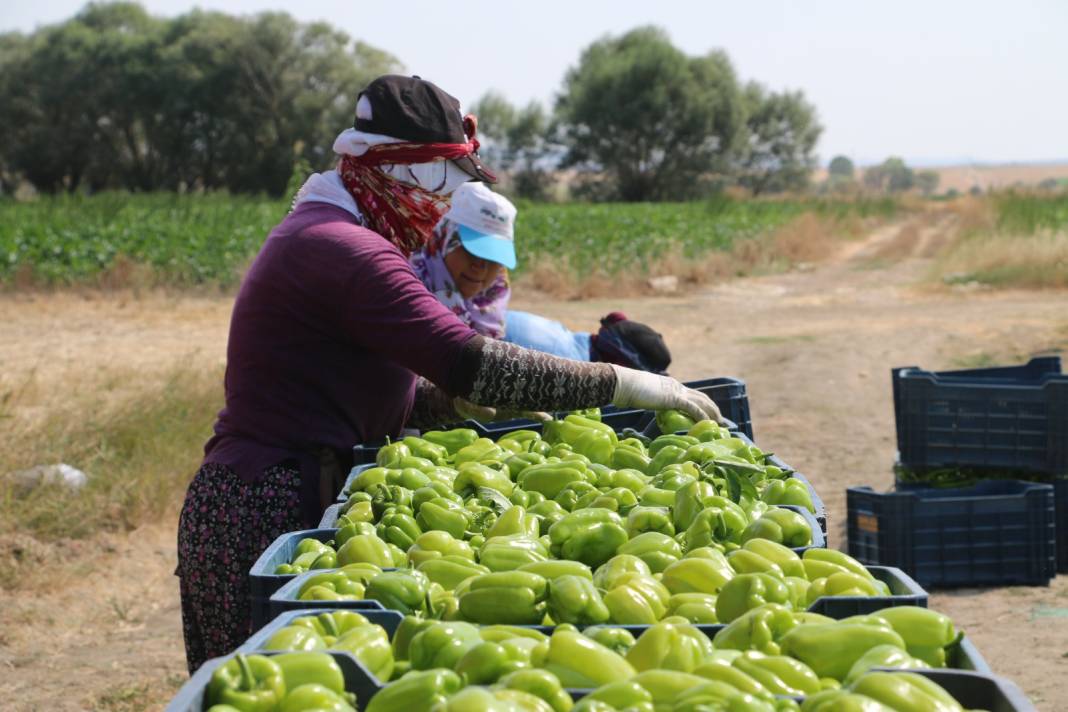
452,397,552,424
609,365,724,424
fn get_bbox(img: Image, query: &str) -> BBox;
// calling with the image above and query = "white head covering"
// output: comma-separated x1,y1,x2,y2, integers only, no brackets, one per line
293,95,472,216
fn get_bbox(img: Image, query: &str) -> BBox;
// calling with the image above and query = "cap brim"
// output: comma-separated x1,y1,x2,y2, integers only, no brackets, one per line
454,154,498,184
457,224,516,269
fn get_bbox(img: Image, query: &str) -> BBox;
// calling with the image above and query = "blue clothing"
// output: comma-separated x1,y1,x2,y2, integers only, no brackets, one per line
504,310,591,361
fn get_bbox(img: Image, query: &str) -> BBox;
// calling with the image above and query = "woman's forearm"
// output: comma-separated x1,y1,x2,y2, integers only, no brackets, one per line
448,336,617,412
408,377,460,429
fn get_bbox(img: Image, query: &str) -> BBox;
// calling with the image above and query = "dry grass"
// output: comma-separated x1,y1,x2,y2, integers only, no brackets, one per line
515,211,871,299
0,363,222,583
926,194,1068,288
930,230,1068,288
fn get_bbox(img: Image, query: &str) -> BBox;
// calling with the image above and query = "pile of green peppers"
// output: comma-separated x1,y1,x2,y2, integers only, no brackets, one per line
274,411,816,594
353,608,970,712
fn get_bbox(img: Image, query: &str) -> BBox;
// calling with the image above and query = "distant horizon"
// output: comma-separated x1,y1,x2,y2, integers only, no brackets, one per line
4,0,1067,167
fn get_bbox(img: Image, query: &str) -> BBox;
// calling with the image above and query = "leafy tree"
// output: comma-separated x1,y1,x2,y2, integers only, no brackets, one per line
828,155,854,179
555,26,745,201
914,170,940,196
735,82,822,195
471,91,553,200
0,2,401,195
864,157,914,193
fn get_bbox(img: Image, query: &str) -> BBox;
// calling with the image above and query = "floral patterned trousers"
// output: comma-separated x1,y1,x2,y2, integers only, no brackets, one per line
176,462,303,673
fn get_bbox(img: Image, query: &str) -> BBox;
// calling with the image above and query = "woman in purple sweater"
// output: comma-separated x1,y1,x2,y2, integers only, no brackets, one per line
175,75,721,672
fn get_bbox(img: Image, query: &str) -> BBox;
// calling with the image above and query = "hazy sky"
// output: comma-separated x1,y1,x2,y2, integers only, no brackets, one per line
4,1,1066,165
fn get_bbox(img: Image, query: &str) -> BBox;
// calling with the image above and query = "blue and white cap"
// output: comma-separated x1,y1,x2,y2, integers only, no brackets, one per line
444,183,517,269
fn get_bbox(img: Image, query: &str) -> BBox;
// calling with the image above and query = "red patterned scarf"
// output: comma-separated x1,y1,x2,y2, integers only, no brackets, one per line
338,139,481,256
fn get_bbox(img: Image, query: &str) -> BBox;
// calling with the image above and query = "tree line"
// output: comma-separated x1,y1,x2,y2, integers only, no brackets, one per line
1,5,823,201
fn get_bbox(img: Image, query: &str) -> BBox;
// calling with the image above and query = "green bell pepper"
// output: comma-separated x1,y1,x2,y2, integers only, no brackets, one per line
272,652,346,696
582,626,636,656
413,482,462,511
601,573,670,624
365,569,431,615
479,534,550,571
391,616,436,661
592,554,652,590
779,622,906,681
732,650,821,696
611,446,652,472
667,592,720,623
741,539,806,578
657,550,734,597
728,548,787,577
540,628,635,689
376,440,411,468
409,620,482,669
455,640,536,685
207,654,286,711
498,669,574,712
506,452,548,480
548,508,629,569
656,408,697,434
553,481,600,511
683,500,749,552
806,572,882,605
617,531,682,573
625,505,675,538
519,559,592,581
403,436,449,465
376,509,422,550
625,621,714,673
672,480,719,531
518,463,590,499
364,668,464,712
645,445,688,476
871,607,957,667
712,603,800,655
417,497,472,539
417,555,490,590
486,505,541,539
458,571,548,624
761,478,815,513
278,684,355,712
742,507,812,548
408,530,475,566
454,438,506,466
455,462,514,497
845,644,930,684
422,427,480,454
715,572,793,623
547,574,610,625
335,533,396,568
849,671,964,711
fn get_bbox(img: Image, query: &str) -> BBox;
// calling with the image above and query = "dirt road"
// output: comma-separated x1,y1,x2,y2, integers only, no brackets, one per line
2,215,1067,709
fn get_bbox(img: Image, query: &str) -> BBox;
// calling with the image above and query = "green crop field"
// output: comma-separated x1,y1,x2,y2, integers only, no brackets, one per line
0,192,898,287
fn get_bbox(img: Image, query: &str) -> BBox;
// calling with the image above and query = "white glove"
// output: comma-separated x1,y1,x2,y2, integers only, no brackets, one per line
610,365,725,424
453,397,552,424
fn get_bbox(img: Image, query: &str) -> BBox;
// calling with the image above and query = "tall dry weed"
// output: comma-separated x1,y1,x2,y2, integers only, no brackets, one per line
0,364,222,557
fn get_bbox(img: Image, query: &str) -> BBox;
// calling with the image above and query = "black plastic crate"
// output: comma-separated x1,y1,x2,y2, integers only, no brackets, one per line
895,469,1068,575
847,480,1056,588
892,357,1068,475
248,528,338,630
166,650,380,712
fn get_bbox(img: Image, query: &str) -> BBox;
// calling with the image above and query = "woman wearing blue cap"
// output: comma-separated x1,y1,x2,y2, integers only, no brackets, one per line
412,183,674,372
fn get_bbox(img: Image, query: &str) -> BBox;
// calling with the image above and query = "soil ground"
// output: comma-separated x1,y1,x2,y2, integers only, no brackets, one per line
2,215,1067,709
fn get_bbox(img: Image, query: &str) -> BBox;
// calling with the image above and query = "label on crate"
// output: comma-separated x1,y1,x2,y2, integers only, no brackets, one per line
856,513,879,533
